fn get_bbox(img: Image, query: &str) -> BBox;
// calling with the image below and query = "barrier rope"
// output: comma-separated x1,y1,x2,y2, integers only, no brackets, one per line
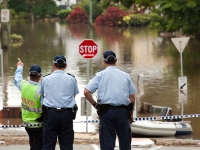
1,114,200,128
73,114,200,123
0,123,43,128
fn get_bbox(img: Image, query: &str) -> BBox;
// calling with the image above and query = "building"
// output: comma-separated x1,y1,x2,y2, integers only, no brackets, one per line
55,0,81,9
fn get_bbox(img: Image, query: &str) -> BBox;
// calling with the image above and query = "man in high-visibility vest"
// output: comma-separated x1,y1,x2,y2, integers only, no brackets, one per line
14,58,43,150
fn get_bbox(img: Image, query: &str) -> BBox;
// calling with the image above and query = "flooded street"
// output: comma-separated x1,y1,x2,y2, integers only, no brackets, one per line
0,21,200,139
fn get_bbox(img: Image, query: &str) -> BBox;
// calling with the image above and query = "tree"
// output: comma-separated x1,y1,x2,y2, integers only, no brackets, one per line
77,0,103,21
8,0,57,22
155,0,200,38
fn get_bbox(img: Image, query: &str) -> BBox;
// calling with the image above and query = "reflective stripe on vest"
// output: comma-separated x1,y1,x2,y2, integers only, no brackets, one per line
21,103,42,113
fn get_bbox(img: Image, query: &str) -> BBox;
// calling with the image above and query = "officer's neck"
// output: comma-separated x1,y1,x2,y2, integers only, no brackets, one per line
105,64,116,68
54,68,65,71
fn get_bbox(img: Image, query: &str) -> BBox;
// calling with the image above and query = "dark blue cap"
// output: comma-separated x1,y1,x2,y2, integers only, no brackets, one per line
29,64,42,76
53,55,66,64
103,50,116,62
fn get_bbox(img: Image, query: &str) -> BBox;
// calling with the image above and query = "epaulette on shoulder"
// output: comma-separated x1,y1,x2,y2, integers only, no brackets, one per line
92,70,103,78
43,73,51,77
97,69,103,73
67,73,75,78
119,69,126,73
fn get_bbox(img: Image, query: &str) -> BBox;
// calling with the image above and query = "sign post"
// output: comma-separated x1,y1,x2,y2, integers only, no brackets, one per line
79,39,98,132
171,37,189,115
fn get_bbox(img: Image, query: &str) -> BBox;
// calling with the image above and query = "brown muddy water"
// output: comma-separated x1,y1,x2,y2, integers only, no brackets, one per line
0,21,200,139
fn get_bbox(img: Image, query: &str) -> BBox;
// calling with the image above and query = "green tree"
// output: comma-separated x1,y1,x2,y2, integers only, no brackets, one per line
155,0,200,38
8,0,57,22
77,0,103,21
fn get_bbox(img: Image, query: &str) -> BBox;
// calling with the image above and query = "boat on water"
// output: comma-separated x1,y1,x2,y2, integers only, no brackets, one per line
132,103,192,137
131,120,192,137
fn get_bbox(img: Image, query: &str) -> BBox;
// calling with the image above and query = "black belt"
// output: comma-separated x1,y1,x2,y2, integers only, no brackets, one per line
44,106,72,111
104,104,128,108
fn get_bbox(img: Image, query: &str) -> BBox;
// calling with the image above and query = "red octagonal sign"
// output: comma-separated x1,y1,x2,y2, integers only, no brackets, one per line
79,39,98,59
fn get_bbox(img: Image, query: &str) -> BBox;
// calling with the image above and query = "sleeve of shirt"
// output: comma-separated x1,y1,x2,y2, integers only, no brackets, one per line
128,75,137,95
85,74,99,94
38,81,44,95
14,66,23,90
72,78,79,95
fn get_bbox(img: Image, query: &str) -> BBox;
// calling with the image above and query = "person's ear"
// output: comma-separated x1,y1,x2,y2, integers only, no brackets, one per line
52,63,56,69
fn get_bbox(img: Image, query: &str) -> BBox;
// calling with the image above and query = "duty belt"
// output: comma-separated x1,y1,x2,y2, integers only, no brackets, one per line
22,103,42,113
105,104,128,108
43,106,72,111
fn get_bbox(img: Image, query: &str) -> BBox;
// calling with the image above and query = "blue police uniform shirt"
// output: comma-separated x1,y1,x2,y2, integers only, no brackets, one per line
39,70,79,108
85,66,137,106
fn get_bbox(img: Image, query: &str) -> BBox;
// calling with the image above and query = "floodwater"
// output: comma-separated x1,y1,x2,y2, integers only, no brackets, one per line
0,20,200,139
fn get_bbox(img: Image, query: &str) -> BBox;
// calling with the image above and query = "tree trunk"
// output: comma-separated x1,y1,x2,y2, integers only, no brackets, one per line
30,11,34,22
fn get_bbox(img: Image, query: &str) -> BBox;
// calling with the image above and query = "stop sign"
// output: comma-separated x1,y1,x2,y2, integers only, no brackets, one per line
79,39,98,59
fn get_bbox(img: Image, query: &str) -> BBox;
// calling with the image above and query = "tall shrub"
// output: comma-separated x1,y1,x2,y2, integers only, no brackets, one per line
94,6,127,27
67,6,89,24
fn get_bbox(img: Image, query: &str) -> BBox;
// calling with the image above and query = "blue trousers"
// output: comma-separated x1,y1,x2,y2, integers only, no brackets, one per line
42,109,74,150
99,107,131,150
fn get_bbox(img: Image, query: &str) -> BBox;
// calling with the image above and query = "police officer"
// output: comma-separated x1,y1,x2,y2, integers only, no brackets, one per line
14,58,43,150
84,50,137,150
39,55,79,150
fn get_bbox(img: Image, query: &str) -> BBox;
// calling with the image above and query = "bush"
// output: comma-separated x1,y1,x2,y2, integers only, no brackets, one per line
129,14,151,26
57,9,71,19
10,34,24,42
94,6,127,27
67,6,89,24
147,13,168,32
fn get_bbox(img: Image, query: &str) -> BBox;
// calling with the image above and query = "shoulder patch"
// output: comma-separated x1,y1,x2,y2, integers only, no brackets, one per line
43,73,51,77
67,73,75,78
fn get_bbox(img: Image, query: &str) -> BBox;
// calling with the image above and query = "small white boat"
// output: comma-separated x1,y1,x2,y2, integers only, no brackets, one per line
131,120,192,136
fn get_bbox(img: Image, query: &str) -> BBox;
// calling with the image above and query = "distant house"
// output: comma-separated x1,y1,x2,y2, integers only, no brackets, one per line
55,0,81,9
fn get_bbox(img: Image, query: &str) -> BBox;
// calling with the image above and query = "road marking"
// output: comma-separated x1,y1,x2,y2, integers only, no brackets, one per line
91,144,100,150
149,146,163,150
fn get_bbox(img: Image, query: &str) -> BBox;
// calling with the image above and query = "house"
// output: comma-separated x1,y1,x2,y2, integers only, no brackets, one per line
55,0,81,9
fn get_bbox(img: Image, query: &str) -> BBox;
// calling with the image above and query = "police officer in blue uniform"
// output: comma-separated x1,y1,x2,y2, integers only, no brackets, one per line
84,50,137,150
39,55,79,150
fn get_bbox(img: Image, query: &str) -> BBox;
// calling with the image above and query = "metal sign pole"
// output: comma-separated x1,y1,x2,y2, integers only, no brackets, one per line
179,41,183,77
179,41,184,115
86,59,89,133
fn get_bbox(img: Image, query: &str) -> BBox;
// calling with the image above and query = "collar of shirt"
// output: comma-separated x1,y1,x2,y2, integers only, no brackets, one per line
53,70,65,73
29,80,40,85
106,66,117,70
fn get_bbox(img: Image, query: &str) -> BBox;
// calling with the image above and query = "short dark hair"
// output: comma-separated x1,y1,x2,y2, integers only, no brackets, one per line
54,63,66,69
30,74,41,80
104,57,116,64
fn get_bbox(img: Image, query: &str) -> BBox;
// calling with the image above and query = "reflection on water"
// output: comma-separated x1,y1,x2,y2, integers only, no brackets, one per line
0,21,200,139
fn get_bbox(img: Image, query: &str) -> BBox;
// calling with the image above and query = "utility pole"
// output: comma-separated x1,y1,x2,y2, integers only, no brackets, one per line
1,0,10,50
89,0,93,26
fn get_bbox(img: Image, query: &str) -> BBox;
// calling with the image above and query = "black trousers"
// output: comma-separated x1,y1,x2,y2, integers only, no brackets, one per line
42,109,74,150
25,127,43,150
99,107,131,150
